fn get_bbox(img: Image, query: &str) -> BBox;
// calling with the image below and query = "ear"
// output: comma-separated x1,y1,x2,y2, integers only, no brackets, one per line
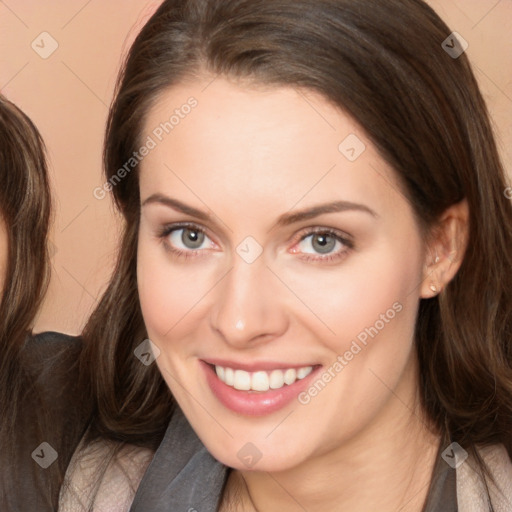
420,199,469,298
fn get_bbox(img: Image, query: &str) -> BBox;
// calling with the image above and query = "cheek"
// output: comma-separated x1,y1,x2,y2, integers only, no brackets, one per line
278,246,423,447
280,236,423,354
137,236,217,340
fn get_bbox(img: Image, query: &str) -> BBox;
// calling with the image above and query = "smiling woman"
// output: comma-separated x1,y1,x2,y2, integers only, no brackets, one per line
53,0,512,511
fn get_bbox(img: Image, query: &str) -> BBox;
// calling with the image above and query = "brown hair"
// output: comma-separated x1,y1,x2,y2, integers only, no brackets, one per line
0,95,52,426
0,96,52,503
80,0,512,505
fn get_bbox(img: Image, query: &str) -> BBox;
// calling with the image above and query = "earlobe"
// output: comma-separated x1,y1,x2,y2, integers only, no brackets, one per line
420,199,469,298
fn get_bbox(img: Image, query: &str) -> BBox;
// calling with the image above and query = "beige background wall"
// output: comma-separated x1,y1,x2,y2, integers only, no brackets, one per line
0,1,510,336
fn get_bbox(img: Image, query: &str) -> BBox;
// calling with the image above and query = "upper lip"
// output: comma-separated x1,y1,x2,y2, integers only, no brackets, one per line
202,358,319,372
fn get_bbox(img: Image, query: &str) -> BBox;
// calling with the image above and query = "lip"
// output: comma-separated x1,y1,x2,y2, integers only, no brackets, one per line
203,358,317,372
201,360,321,416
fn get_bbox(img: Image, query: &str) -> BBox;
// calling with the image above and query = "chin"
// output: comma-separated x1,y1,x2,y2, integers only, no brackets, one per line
202,435,311,473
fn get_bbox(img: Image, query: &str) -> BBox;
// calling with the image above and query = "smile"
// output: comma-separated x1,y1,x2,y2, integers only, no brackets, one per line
201,360,321,416
215,365,313,392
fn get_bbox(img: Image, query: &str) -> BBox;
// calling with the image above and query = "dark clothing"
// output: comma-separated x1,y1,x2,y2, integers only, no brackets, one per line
424,441,458,512
129,408,228,512
1,332,88,512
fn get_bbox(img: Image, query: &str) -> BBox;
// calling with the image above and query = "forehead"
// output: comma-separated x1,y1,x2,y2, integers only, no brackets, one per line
139,77,407,222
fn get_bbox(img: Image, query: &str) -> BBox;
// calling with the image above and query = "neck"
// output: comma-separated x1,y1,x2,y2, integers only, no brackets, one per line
222,362,441,512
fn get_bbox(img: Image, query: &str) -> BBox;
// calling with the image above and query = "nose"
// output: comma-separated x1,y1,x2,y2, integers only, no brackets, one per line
209,255,289,349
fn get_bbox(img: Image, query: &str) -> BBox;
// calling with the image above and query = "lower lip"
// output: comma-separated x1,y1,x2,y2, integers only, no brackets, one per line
201,361,321,416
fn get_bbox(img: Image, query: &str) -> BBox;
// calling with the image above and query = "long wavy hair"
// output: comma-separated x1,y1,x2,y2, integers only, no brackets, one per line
80,0,512,505
0,96,53,504
0,95,52,432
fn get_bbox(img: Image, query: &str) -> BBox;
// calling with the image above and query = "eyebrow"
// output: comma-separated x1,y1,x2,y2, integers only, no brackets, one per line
141,194,378,229
142,194,212,222
276,200,378,226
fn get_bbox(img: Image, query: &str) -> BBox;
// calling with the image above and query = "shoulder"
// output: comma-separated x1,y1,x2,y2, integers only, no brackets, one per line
20,331,86,419
457,443,512,512
20,330,83,385
60,436,154,512
21,330,82,367
4,332,90,511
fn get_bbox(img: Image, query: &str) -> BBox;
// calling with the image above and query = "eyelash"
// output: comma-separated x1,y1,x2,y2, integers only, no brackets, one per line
157,222,354,263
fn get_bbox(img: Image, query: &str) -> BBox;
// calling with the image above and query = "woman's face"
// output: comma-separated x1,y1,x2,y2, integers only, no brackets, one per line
137,77,430,472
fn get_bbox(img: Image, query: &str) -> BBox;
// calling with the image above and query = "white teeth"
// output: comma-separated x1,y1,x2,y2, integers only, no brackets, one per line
251,371,269,392
269,369,284,389
215,365,225,381
233,370,251,390
297,366,313,379
225,367,234,386
214,364,313,391
283,368,296,385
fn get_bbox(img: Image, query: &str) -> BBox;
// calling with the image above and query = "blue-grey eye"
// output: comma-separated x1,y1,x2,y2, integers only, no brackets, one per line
169,227,208,250
298,232,340,255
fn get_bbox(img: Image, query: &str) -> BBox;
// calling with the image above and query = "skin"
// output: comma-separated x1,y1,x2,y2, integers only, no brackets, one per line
137,76,468,511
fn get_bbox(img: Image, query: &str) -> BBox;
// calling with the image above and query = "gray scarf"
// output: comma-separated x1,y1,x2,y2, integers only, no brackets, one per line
129,408,457,512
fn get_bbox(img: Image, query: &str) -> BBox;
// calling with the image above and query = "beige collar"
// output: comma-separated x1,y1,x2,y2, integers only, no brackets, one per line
60,438,512,512
458,444,512,512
